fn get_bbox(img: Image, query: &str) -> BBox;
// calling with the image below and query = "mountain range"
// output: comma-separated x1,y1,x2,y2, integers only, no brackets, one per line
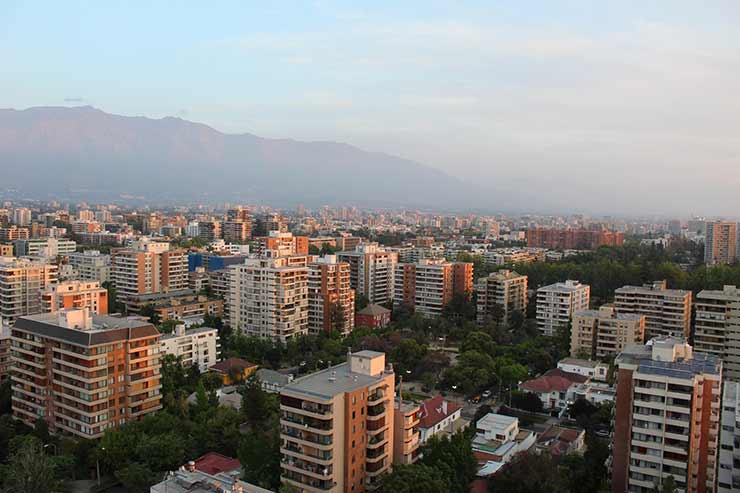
0,106,487,209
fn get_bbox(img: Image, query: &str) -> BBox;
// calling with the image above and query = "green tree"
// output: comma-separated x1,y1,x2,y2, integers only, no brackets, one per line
139,303,161,325
115,462,156,493
0,436,59,493
378,464,449,493
488,452,568,493
420,431,477,493
241,374,271,426
238,427,281,490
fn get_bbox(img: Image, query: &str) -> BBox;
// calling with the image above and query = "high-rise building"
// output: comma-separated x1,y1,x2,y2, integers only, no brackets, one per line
527,228,624,250
0,321,10,381
280,350,396,492
222,219,252,244
198,220,222,242
393,258,473,317
611,338,721,493
0,226,30,241
11,309,162,439
0,257,58,324
536,280,590,336
338,244,398,306
12,208,31,227
229,255,310,341
68,250,111,284
718,381,740,493
694,285,740,381
159,324,220,372
476,269,528,326
42,280,108,314
705,221,738,265
614,281,692,340
308,255,355,335
255,231,309,257
570,305,645,359
110,239,188,312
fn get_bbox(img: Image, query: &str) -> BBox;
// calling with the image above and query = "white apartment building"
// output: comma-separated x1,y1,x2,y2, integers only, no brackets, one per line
694,285,740,382
159,324,220,372
13,238,77,257
614,281,692,340
229,255,309,342
68,250,111,284
338,243,398,305
536,280,590,336
0,257,58,324
719,381,740,493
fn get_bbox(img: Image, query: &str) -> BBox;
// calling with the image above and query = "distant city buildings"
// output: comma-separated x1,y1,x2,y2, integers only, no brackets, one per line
536,280,590,336
526,228,624,250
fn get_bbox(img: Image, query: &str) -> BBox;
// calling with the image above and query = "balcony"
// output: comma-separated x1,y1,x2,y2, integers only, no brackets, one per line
281,471,335,492
281,412,333,432
281,426,333,447
281,457,333,480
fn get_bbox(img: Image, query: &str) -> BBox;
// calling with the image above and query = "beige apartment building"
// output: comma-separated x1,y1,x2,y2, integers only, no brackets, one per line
67,250,111,284
308,255,355,336
338,243,398,306
705,221,737,265
0,226,30,241
571,305,645,359
393,258,473,317
279,351,396,492
42,280,109,315
694,285,740,381
110,239,188,312
197,220,222,242
11,309,162,439
229,255,310,341
476,269,528,326
255,231,310,258
536,280,590,336
0,257,58,325
611,338,721,493
614,281,692,340
392,399,421,466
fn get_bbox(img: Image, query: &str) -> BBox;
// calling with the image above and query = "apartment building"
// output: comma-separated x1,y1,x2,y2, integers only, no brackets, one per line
11,309,162,439
0,244,12,256
694,285,740,381
338,244,398,305
476,270,528,326
718,381,740,493
392,399,421,465
704,221,738,265
110,239,188,312
0,257,58,325
308,255,355,336
222,219,252,244
159,324,219,372
527,228,624,250
393,258,473,317
229,255,310,341
42,280,108,315
571,305,645,359
12,208,32,227
611,338,721,493
279,350,396,492
0,226,30,241
254,231,309,257
614,281,692,340
197,220,222,242
0,321,10,381
536,280,590,336
67,250,111,284
13,238,77,257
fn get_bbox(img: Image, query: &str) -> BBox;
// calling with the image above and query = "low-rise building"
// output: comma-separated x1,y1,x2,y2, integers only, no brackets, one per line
210,357,258,385
160,324,220,372
355,304,391,329
519,368,589,413
533,425,585,456
417,395,463,443
556,358,609,382
393,400,421,465
13,238,76,257
472,413,536,478
255,368,294,394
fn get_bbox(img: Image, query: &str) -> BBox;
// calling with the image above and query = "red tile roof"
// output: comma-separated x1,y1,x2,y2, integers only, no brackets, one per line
535,425,585,456
418,395,462,429
210,357,257,374
194,452,241,475
520,368,587,393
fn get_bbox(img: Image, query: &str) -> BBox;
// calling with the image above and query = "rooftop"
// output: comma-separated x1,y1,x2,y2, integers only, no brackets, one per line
617,337,721,379
537,280,588,293
14,312,158,347
520,368,588,394
417,395,462,429
615,280,690,297
193,452,241,476
210,357,258,374
558,357,599,368
357,304,391,316
160,326,217,341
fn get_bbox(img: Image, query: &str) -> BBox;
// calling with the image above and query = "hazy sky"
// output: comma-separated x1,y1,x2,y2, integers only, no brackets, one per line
2,1,740,215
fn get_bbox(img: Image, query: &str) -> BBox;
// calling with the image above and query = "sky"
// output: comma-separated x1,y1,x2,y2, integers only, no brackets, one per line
2,1,740,215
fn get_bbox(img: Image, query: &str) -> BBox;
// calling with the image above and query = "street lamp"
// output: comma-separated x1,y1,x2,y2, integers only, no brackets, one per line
43,443,57,455
451,385,458,405
97,447,105,487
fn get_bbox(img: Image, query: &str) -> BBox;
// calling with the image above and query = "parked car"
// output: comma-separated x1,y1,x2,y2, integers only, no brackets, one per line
482,390,492,399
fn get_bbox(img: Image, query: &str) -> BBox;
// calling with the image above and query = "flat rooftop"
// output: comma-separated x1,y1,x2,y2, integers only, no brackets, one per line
617,342,720,379
574,309,644,321
283,359,388,400
14,312,158,346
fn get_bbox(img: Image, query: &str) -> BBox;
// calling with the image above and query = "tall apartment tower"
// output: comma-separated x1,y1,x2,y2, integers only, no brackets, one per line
611,338,721,493
223,207,252,243
0,257,58,325
476,270,528,326
197,220,222,242
694,285,740,381
614,281,692,340
308,255,355,336
42,280,109,315
536,280,590,336
110,239,188,312
571,305,645,359
229,255,310,341
11,310,162,439
705,221,738,265
67,250,111,284
280,351,396,492
393,259,473,317
338,244,398,306
718,381,740,492
255,231,310,257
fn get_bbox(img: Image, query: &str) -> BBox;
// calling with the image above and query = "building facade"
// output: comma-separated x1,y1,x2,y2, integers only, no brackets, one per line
41,280,108,315
694,285,740,382
611,338,721,493
536,280,590,336
476,270,528,326
614,281,692,340
255,231,309,257
279,350,396,492
718,381,740,492
308,255,355,336
571,305,645,359
67,250,111,284
393,258,473,317
159,324,219,372
0,257,58,324
704,221,738,265
338,243,398,306
11,310,162,439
